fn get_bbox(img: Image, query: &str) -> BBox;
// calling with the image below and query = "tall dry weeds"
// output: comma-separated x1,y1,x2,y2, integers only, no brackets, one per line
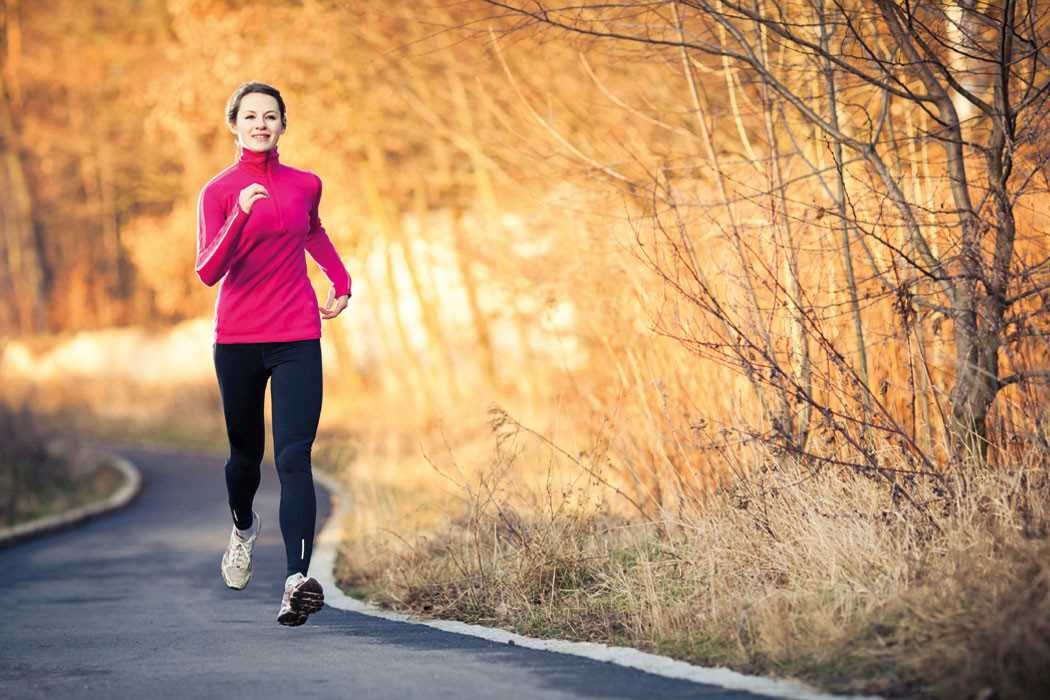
336,406,1050,699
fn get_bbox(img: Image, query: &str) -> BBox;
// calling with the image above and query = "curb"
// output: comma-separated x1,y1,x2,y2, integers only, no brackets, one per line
0,451,143,549
309,466,882,700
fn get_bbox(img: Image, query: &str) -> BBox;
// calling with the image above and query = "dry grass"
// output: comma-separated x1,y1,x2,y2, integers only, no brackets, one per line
0,458,128,528
333,409,1050,700
0,398,129,528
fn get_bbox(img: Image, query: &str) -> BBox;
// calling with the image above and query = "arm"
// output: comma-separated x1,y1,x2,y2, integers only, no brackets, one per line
195,184,249,287
305,175,352,298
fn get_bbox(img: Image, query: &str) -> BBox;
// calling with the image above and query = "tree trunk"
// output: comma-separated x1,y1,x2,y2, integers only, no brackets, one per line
0,69,46,335
446,71,504,390
944,1,984,126
820,0,872,443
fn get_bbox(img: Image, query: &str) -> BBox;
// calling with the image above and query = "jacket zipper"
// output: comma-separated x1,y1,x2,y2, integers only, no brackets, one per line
266,166,284,231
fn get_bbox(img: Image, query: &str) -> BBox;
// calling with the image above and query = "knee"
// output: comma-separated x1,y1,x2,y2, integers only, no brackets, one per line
275,438,313,475
228,444,263,471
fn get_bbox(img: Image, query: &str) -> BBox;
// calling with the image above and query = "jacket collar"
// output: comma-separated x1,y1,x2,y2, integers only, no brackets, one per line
236,143,281,175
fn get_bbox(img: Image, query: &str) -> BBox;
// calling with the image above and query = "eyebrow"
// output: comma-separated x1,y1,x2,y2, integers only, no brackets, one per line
244,110,277,115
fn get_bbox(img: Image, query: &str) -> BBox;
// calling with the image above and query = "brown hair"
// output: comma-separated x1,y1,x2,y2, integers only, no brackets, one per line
225,81,287,131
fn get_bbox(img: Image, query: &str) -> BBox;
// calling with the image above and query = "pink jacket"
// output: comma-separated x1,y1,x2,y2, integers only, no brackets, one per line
195,145,352,343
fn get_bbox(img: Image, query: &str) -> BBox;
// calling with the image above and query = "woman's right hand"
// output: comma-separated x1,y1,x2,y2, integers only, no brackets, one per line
238,183,269,214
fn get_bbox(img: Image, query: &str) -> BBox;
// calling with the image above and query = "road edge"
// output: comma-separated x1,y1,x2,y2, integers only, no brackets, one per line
309,466,884,700
0,451,143,549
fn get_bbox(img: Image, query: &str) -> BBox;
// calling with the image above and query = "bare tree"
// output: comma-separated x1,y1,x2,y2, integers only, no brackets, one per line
479,0,1050,473
0,0,47,334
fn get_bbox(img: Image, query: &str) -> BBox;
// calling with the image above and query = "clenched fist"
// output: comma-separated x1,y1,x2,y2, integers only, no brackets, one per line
238,183,269,214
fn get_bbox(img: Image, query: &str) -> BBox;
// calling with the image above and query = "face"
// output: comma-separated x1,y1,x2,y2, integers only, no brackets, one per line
230,92,286,151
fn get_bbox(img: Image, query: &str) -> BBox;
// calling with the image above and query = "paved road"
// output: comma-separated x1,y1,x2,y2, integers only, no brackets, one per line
1,442,775,699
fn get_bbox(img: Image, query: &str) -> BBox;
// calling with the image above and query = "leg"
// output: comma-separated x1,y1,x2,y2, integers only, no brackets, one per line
213,342,268,531
267,340,322,577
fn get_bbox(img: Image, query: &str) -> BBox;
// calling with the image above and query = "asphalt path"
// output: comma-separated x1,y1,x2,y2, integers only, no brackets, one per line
1,442,777,699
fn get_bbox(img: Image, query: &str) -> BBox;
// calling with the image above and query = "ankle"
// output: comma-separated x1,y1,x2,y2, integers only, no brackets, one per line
234,514,256,540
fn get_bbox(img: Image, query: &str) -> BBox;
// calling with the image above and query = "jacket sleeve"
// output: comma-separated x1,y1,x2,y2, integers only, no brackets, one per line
305,175,352,298
195,183,249,287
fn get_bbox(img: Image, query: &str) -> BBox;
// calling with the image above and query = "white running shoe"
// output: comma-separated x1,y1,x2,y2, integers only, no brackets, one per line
277,572,325,626
220,510,260,590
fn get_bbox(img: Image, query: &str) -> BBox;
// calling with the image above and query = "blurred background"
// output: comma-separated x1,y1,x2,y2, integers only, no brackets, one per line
4,2,1050,696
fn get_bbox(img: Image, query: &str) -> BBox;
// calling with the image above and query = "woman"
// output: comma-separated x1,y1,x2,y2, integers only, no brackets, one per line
195,80,351,627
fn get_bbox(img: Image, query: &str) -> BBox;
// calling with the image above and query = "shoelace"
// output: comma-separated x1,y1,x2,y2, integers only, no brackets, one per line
228,535,252,569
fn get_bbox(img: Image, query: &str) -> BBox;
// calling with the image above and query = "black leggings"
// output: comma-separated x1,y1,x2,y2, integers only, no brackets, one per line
213,339,322,578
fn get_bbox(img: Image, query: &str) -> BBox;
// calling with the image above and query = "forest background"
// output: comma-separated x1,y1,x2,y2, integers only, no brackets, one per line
3,1,1050,698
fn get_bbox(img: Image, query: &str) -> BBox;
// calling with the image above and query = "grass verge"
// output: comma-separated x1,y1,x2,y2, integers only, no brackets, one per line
332,411,1050,700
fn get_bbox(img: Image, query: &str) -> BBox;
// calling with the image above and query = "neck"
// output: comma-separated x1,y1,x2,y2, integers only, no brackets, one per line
237,143,280,174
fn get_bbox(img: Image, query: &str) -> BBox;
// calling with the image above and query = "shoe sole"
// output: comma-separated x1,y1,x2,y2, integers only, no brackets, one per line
277,577,325,626
277,609,307,626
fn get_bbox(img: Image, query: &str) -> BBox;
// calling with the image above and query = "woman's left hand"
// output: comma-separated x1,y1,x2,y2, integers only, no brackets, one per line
320,287,350,319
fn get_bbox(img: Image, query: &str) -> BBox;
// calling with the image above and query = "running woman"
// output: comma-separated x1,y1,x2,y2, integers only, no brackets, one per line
195,81,351,626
